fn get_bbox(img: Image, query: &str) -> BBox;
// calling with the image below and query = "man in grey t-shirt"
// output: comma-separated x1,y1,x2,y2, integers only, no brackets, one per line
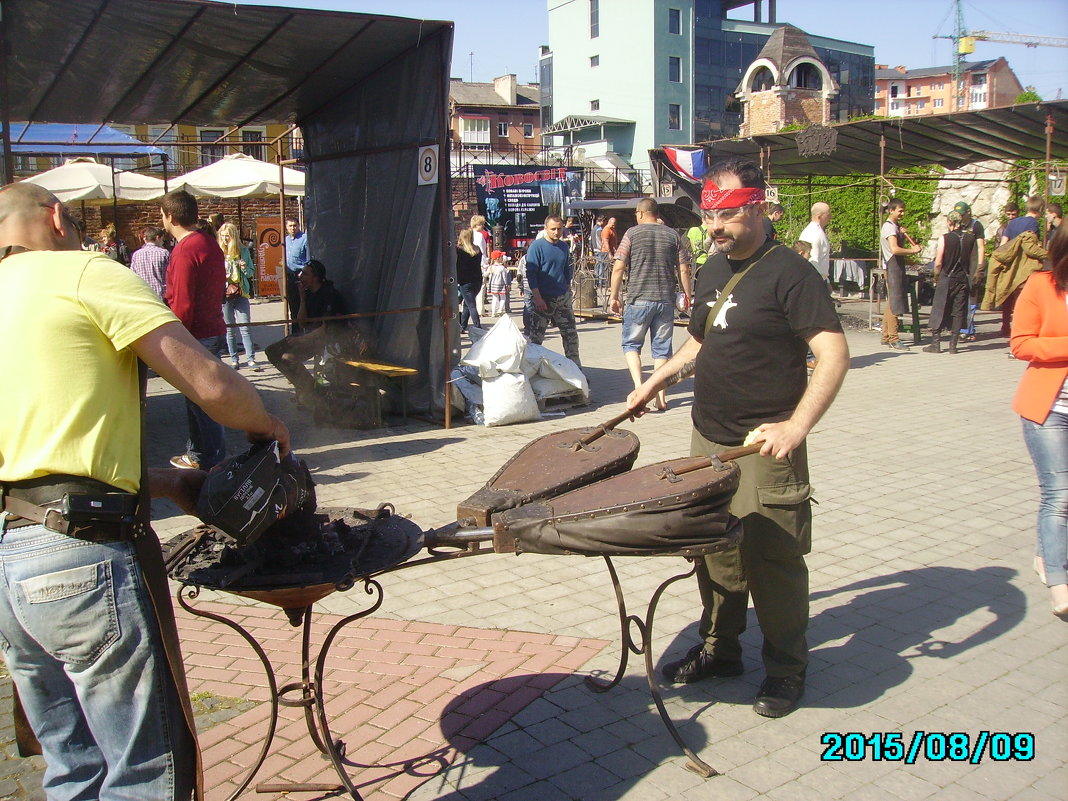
608,198,692,410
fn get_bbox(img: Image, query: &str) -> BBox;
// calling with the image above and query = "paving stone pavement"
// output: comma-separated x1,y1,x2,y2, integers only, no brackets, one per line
1,297,1065,800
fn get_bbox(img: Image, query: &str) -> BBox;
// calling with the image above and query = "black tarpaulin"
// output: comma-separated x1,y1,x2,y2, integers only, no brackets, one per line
2,0,456,417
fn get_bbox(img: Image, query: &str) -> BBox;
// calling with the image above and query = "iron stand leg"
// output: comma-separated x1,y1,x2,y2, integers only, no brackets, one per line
584,557,719,778
178,580,385,800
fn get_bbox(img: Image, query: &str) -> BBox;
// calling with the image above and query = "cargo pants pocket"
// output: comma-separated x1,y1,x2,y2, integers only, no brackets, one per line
753,478,812,558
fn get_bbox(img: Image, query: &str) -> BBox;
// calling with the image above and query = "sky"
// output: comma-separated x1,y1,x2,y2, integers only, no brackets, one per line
238,0,1068,99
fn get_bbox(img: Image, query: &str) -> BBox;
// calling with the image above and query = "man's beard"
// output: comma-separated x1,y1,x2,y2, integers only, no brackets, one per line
711,232,737,253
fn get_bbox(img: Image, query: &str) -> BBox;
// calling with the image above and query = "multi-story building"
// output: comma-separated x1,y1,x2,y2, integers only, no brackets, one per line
540,0,874,171
875,58,1024,117
449,75,542,166
11,123,300,176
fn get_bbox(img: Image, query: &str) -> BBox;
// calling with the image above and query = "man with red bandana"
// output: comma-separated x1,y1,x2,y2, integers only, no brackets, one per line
626,157,849,718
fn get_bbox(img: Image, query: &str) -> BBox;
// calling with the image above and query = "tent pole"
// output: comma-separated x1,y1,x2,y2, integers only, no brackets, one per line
436,31,454,429
277,155,290,334
1044,110,1053,214
110,154,118,230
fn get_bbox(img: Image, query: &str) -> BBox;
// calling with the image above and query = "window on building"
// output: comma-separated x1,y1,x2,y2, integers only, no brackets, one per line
459,117,490,148
241,128,265,161
198,129,226,166
890,84,899,98
590,55,599,67
669,56,681,83
668,8,681,34
972,73,987,86
934,98,944,108
750,66,774,92
590,99,600,112
146,126,180,171
590,0,599,38
917,100,926,109
523,123,534,138
789,63,821,90
106,124,140,170
668,104,681,130
497,122,508,137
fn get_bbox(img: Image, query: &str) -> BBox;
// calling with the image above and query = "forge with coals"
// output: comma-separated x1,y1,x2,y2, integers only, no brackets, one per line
163,412,755,799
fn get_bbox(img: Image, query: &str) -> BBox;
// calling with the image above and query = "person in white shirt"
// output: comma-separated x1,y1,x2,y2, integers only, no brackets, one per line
798,202,831,283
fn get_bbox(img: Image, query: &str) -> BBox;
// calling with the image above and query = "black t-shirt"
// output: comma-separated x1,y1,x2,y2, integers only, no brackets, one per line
687,242,842,444
305,280,347,319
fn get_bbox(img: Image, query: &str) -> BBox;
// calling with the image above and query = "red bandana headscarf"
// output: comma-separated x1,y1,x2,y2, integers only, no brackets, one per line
700,179,766,210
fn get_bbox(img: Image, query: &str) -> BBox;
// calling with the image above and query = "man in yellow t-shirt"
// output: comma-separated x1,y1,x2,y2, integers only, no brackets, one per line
0,182,291,800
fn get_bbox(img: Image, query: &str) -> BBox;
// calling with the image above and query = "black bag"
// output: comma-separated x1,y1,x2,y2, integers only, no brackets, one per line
195,441,315,547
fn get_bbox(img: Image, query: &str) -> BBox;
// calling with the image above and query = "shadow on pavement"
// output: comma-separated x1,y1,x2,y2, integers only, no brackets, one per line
654,565,1025,713
412,672,709,800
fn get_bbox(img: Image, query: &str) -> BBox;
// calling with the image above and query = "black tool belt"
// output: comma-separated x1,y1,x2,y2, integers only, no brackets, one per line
0,475,140,543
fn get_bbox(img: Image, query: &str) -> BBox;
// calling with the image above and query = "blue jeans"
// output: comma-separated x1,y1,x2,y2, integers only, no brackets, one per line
1023,410,1068,586
222,297,255,365
458,282,482,331
186,336,226,470
0,525,194,800
621,300,675,360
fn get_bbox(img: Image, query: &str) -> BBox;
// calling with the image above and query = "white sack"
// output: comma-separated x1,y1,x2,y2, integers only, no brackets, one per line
524,342,590,401
482,372,541,426
461,314,526,379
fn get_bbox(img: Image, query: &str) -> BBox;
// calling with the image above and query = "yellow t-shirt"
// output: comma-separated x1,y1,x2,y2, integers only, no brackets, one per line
0,250,178,493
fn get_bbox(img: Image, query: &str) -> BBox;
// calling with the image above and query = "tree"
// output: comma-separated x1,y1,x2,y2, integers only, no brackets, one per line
1016,88,1042,104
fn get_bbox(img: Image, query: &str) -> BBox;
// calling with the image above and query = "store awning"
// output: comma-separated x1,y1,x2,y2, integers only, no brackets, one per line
695,100,1068,177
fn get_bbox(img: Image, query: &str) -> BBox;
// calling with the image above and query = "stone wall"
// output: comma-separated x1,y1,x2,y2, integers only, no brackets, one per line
925,160,1014,258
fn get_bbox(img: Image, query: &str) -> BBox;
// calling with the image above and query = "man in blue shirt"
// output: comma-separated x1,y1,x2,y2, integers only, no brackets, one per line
525,215,581,367
284,217,310,319
1000,196,1043,245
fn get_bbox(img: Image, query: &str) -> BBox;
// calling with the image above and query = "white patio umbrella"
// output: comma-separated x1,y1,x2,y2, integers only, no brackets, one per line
21,157,166,202
170,152,305,197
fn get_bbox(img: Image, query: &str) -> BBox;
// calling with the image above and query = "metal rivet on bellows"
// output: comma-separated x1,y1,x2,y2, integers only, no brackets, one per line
639,503,647,509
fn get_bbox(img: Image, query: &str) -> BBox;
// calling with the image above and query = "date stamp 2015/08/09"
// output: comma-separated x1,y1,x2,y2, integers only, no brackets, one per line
820,732,1035,764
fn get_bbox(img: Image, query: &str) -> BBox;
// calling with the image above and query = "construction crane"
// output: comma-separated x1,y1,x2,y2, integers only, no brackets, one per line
934,0,1067,112
965,31,1068,49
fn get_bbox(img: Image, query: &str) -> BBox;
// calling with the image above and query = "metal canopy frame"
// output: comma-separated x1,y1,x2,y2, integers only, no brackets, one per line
687,101,1068,178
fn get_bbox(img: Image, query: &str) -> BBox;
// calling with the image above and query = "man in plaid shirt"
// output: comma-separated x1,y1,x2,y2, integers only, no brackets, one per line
129,225,170,299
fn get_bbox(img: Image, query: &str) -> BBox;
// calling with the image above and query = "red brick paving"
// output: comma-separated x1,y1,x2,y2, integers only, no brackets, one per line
175,598,607,801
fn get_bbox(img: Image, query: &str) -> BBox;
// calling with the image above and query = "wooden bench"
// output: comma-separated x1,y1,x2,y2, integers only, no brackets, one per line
333,358,419,423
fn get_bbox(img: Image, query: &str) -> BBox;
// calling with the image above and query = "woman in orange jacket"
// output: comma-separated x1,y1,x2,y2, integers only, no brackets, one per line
1010,224,1068,617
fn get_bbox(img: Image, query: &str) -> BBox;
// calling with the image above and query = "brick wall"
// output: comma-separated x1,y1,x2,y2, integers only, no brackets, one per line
73,196,302,250
744,93,783,135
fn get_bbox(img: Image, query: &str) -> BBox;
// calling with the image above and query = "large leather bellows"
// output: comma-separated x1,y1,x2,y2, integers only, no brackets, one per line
491,456,742,556
457,426,640,525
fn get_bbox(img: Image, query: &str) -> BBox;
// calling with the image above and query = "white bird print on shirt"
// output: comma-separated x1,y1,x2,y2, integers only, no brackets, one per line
708,292,737,329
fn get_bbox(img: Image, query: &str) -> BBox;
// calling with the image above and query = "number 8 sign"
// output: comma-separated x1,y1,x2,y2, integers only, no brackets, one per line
417,145,439,185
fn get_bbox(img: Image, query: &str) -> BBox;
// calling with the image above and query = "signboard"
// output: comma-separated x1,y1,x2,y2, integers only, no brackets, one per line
765,185,779,203
417,145,439,185
473,165,584,249
1050,170,1066,197
255,216,284,298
